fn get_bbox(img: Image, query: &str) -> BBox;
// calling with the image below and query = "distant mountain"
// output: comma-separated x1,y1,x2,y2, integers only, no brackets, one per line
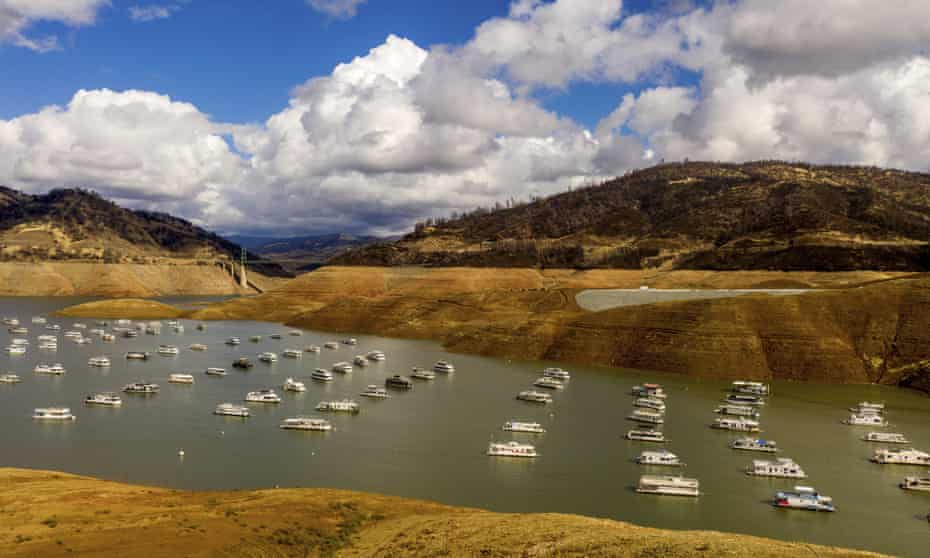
0,186,290,277
229,233,394,272
332,161,930,271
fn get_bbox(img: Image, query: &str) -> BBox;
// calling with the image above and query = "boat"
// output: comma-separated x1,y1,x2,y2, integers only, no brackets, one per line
863,432,910,444
636,449,684,467
101,333,115,342
0,373,22,384
244,389,281,403
323,341,339,350
64,330,82,338
487,441,537,457
306,345,321,353
627,409,665,425
411,367,436,380
225,337,241,346
533,376,565,390
634,397,667,412
37,335,56,342
171,324,184,333
169,373,194,384
205,367,227,377
289,330,302,337
316,399,360,414
631,383,666,399
636,475,700,497
331,362,353,374
270,334,282,340
73,323,87,329
773,486,835,512
503,421,546,433
84,393,122,407
4,345,26,355
366,350,386,361
90,328,105,336
125,351,149,360
714,404,760,418
724,394,765,406
359,384,389,398
38,342,58,350
33,407,75,421
849,401,885,413
542,367,570,380
844,413,888,427
312,368,334,382
871,448,930,465
516,390,552,404
283,377,306,392
282,349,302,359
31,316,47,324
731,381,770,395
900,476,930,492
189,343,208,351
157,345,179,356
196,323,207,331
711,417,760,432
280,416,332,431
385,375,413,390
123,382,159,394
8,326,28,334
35,363,66,375
730,437,777,453
258,352,277,363
747,458,807,478
123,330,139,338
342,337,357,345
249,335,262,343
1,317,18,325
353,355,369,366
46,324,61,331
88,356,111,367
73,336,92,345
11,338,28,346
214,403,250,417
433,360,455,373
625,430,666,442
232,357,254,369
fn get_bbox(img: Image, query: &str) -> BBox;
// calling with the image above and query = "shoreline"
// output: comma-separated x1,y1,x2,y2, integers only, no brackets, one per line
0,467,888,557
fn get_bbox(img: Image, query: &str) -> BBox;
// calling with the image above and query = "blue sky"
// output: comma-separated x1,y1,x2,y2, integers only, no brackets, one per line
1,1,928,236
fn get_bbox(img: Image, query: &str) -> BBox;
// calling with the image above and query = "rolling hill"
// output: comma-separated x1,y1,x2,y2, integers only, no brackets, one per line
0,186,289,278
332,161,930,271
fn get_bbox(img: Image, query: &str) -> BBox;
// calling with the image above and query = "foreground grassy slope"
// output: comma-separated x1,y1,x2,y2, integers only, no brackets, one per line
0,468,885,558
56,266,930,389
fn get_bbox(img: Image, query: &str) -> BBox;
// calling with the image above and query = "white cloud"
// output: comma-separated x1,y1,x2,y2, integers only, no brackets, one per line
0,89,243,211
306,0,367,19
129,4,181,22
0,0,108,52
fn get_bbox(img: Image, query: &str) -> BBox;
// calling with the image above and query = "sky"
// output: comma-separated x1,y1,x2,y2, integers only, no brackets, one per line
1,1,930,237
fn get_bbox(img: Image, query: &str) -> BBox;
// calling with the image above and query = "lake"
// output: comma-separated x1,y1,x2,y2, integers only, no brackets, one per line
1,296,928,557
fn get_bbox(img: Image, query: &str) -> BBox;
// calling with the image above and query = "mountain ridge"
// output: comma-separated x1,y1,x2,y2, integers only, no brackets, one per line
332,161,930,271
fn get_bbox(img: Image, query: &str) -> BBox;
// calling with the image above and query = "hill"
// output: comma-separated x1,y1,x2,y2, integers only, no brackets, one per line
0,186,289,278
0,468,885,557
332,161,930,271
229,232,390,272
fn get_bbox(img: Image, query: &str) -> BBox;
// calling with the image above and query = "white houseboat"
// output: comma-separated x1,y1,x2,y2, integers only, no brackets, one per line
636,475,700,497
487,441,537,458
747,458,807,478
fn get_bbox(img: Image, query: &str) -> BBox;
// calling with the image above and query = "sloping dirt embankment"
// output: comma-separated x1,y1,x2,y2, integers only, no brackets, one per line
55,266,930,390
0,262,266,296
0,468,886,558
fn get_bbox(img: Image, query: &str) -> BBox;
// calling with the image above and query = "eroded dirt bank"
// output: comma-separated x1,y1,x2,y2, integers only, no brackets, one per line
0,468,885,558
55,266,930,389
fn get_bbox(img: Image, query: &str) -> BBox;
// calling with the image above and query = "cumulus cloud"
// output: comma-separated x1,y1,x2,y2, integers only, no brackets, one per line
0,89,243,212
129,4,182,22
306,0,367,19
0,0,108,51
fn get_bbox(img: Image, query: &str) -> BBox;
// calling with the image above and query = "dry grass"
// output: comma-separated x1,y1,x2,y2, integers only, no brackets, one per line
0,468,884,558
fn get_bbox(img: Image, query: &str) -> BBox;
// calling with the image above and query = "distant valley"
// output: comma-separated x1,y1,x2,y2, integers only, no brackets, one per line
228,233,392,273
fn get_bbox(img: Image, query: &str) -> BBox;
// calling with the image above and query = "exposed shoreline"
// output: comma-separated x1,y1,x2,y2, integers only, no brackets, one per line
0,467,887,557
53,266,930,391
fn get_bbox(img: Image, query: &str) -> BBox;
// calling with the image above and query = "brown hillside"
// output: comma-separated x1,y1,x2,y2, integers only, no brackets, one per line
333,161,930,271
57,266,930,392
0,468,885,558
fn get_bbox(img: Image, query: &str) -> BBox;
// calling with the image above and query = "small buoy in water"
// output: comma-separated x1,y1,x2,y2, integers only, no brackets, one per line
178,449,185,457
